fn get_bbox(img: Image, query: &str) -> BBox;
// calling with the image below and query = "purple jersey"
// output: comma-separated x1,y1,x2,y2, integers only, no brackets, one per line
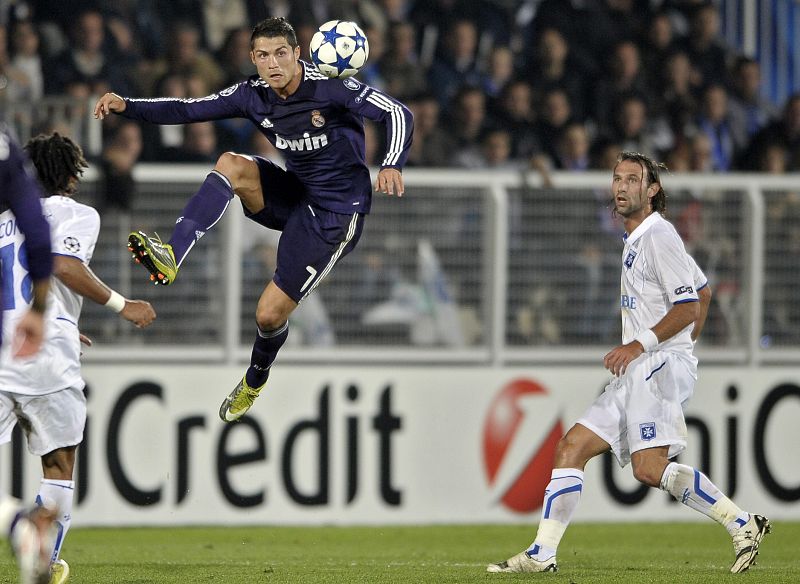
120,62,413,214
0,126,52,341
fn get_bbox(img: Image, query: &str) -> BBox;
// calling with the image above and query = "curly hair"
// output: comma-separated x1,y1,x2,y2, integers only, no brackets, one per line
24,132,88,196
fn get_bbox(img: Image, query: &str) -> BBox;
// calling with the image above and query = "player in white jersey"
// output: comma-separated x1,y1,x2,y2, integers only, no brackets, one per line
0,133,156,584
489,152,769,575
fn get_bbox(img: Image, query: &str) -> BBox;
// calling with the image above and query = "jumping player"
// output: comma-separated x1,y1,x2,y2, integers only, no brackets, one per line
93,16,413,422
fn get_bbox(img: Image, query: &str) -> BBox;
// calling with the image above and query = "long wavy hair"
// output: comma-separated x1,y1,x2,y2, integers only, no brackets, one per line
614,150,668,216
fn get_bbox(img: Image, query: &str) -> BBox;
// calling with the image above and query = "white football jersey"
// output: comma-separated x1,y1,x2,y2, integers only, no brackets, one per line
0,196,100,394
620,212,699,358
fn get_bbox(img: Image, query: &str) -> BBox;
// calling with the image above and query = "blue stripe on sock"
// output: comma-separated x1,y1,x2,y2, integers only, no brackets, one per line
693,469,717,505
543,484,583,519
735,517,747,527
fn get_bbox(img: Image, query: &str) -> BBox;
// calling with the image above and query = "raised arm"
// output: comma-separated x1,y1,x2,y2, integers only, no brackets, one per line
93,83,247,125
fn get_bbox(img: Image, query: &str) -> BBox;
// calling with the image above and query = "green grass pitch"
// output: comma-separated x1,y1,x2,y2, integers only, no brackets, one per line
2,522,797,583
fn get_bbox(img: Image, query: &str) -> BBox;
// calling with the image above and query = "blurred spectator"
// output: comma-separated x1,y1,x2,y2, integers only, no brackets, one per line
686,3,731,88
454,127,517,169
740,94,800,171
0,24,37,103
8,20,43,101
657,50,699,141
445,85,490,164
162,121,220,163
641,10,679,82
554,122,591,171
691,83,748,171
526,27,588,120
380,21,427,100
480,45,514,100
328,0,387,36
493,79,540,160
356,24,386,89
217,26,256,87
608,92,673,159
140,21,224,96
534,87,574,164
103,0,166,61
43,9,131,95
726,56,778,139
100,120,142,210
427,18,482,107
593,40,649,133
199,0,249,53
405,93,455,167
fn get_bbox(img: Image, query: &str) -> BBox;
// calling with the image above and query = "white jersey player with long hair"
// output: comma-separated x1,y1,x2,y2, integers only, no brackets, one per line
0,133,156,584
488,151,770,575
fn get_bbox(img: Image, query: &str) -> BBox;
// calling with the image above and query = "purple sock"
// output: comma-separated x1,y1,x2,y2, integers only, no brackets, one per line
245,321,289,388
168,171,233,265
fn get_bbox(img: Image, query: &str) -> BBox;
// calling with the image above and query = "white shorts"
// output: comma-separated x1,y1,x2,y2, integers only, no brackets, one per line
577,351,696,467
0,388,86,456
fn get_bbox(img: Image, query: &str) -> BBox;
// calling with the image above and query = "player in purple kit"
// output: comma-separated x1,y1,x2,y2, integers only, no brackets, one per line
94,17,413,422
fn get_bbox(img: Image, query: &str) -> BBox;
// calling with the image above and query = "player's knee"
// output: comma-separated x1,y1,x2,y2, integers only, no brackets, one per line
214,152,256,186
554,434,582,468
255,305,285,331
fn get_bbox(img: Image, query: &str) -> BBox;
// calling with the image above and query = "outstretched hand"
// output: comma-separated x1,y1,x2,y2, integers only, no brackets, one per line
93,93,127,119
374,168,404,197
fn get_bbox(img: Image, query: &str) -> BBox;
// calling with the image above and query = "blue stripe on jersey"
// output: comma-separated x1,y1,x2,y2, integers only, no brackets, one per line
673,298,699,304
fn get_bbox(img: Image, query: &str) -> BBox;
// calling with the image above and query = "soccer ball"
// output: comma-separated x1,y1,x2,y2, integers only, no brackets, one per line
309,20,369,79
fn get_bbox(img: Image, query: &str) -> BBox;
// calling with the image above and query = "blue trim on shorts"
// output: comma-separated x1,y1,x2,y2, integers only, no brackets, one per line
645,361,667,381
56,316,77,326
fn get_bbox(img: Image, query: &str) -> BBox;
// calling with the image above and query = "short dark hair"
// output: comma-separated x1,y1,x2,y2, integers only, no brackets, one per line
615,151,668,215
251,17,297,50
25,133,88,196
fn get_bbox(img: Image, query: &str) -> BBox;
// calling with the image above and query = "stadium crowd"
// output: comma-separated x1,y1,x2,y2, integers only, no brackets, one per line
0,0,797,186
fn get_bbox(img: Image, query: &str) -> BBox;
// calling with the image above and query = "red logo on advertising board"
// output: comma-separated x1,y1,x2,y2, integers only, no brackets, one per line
482,378,563,513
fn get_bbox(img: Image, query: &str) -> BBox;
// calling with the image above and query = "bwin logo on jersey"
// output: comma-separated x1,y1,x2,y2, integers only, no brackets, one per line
624,249,638,268
275,132,328,151
674,285,694,295
640,422,656,441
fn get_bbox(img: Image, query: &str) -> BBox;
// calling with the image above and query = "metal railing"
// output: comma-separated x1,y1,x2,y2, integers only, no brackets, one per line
74,166,799,366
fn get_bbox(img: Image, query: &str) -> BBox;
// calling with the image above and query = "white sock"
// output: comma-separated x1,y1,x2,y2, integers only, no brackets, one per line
527,468,584,561
37,479,75,562
660,462,749,534
0,494,22,536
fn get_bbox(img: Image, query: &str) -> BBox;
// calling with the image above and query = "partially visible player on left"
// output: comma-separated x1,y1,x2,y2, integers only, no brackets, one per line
0,123,57,584
0,133,157,584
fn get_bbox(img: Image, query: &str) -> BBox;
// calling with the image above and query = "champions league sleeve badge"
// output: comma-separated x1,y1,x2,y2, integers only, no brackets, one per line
63,236,81,253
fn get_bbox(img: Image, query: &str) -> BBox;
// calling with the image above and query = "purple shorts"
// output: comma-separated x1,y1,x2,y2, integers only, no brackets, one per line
244,157,364,303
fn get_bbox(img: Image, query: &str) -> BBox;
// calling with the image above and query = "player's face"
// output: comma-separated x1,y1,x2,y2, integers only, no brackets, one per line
251,36,301,97
612,159,656,218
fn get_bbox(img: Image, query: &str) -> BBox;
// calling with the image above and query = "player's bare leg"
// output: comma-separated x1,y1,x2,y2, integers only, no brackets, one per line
488,425,610,573
39,447,76,584
654,449,770,573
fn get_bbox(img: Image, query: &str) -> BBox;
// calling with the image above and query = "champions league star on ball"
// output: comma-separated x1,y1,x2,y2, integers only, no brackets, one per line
310,20,369,79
